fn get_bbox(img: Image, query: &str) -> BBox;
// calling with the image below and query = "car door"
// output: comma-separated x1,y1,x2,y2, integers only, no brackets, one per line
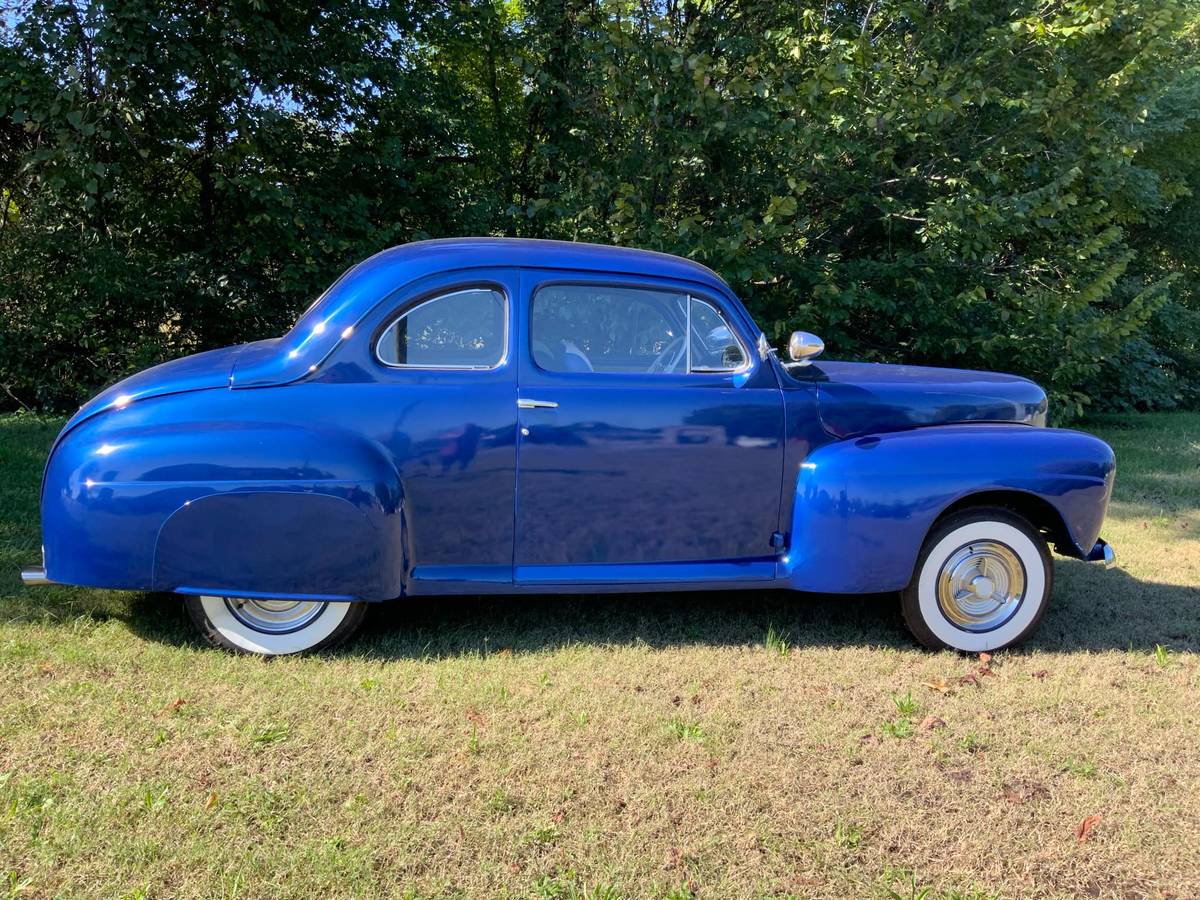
514,272,785,585
367,268,519,592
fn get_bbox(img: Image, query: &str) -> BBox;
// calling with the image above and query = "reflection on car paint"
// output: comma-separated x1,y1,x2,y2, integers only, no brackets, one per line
32,238,1113,609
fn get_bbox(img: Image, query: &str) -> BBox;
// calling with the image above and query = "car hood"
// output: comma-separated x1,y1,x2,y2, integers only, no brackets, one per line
60,343,250,438
787,360,1049,438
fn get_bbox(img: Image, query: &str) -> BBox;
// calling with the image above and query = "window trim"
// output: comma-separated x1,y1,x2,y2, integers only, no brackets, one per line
528,281,752,377
373,286,510,371
687,295,752,375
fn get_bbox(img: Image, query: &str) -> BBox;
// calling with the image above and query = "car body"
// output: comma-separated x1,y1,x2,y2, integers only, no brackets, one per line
23,238,1117,654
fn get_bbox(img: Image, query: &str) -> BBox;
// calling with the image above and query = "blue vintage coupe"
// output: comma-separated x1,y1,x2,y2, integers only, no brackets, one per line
22,238,1117,655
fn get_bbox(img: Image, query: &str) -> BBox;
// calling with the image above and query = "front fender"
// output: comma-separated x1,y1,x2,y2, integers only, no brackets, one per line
779,424,1115,593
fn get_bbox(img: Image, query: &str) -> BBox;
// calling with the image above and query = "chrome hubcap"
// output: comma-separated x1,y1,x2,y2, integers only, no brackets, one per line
224,597,326,634
936,540,1025,633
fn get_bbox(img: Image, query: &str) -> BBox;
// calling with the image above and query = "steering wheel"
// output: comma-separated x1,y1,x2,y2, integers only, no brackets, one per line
531,339,557,368
647,336,687,374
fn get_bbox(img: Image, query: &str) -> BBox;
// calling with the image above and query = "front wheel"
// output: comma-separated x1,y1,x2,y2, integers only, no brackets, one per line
901,508,1053,652
184,595,367,656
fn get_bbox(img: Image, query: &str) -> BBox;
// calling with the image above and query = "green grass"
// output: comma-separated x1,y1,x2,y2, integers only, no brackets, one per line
1,411,1199,897
764,623,791,657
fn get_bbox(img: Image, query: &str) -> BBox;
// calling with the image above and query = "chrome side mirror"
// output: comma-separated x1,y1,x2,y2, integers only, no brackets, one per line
787,331,825,365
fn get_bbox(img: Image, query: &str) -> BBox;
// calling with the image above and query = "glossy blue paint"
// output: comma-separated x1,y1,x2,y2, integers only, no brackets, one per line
789,360,1049,438
34,238,1116,604
514,270,784,571
60,344,240,441
778,424,1115,594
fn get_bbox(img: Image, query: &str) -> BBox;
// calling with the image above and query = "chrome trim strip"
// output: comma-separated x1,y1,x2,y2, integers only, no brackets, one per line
518,399,559,409
374,287,510,371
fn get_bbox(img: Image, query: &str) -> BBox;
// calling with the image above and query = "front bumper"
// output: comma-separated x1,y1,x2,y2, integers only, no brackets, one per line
1086,539,1117,569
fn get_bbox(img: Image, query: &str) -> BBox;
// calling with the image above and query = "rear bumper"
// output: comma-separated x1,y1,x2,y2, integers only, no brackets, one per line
1086,539,1117,569
20,565,53,586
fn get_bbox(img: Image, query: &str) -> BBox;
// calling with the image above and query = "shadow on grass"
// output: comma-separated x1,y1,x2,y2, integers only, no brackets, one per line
89,587,904,657
355,560,1199,657
1035,559,1200,653
357,589,911,658
28,557,1192,658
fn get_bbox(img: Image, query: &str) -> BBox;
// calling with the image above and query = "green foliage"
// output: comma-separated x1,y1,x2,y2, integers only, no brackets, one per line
764,623,790,656
833,820,864,850
1154,643,1174,667
663,716,706,741
1,0,1197,414
891,691,918,718
882,690,919,737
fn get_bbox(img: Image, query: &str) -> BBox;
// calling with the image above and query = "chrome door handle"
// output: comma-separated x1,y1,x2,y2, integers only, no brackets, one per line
517,399,559,409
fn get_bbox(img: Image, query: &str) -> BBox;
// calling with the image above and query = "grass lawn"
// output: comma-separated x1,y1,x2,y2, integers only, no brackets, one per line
1,411,1198,899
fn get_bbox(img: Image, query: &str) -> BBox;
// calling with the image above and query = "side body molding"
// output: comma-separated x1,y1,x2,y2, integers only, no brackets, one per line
779,424,1116,594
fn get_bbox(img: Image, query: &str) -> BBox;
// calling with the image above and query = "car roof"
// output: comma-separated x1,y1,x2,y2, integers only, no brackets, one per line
366,237,730,288
234,237,739,388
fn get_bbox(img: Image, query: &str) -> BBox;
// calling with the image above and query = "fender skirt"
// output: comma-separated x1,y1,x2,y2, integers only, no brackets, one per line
153,487,403,600
778,424,1115,594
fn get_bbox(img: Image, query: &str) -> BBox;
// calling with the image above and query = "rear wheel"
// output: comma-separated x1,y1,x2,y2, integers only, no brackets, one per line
184,595,367,656
901,507,1053,652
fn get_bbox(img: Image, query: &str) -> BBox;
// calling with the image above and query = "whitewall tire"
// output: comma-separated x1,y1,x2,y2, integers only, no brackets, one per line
184,595,367,656
901,508,1053,652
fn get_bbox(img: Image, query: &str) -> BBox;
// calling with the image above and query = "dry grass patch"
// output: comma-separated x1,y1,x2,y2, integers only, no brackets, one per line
1,411,1198,897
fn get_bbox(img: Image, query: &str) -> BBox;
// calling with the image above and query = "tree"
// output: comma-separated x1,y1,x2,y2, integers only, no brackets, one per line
1,0,1197,417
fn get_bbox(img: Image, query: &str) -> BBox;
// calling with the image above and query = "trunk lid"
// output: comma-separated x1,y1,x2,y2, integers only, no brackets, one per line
60,344,246,437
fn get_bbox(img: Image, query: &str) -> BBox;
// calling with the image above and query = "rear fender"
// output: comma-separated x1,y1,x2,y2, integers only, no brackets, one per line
42,411,405,600
779,424,1115,593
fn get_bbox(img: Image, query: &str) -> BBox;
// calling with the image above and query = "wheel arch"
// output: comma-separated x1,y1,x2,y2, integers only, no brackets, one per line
932,489,1076,558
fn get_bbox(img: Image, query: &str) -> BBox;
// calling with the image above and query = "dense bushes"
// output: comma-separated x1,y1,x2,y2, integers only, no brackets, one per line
1,0,1197,417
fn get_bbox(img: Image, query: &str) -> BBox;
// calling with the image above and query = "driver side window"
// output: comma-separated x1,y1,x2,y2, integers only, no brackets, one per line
530,284,747,375
531,285,683,374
